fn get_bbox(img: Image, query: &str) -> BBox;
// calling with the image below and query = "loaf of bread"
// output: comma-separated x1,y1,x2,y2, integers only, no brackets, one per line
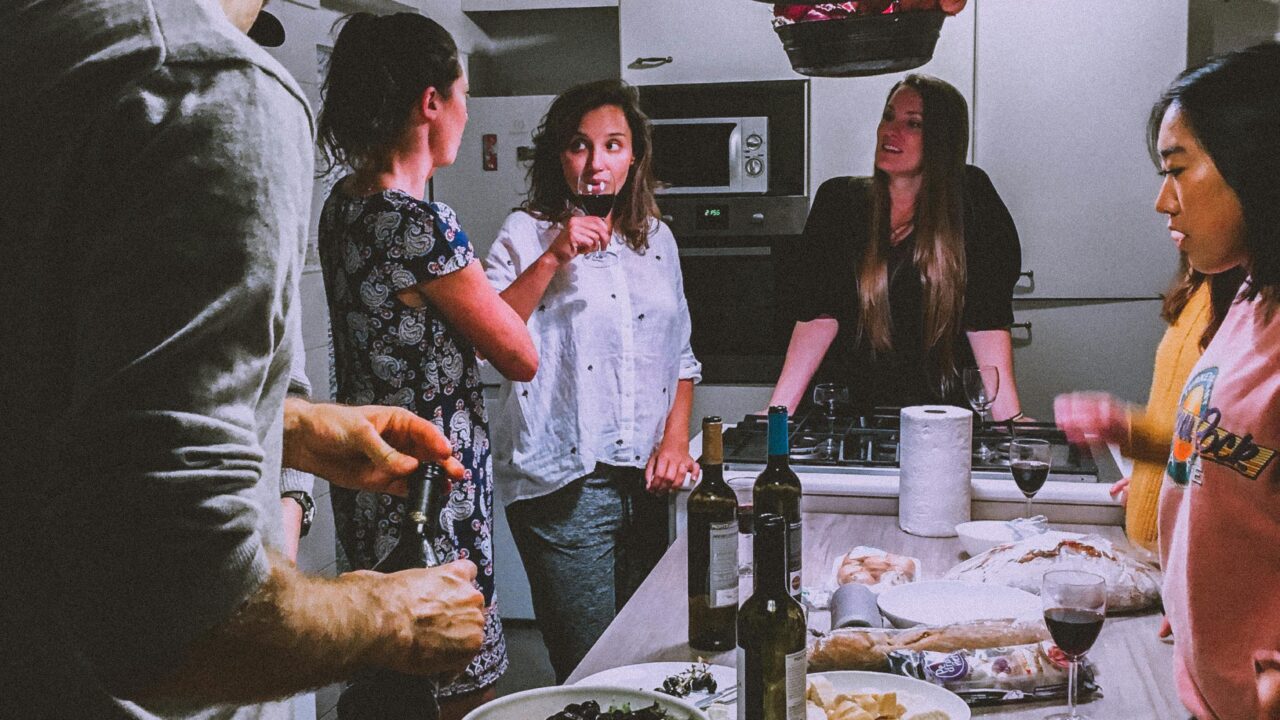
943,534,1161,612
833,547,919,592
807,619,1049,672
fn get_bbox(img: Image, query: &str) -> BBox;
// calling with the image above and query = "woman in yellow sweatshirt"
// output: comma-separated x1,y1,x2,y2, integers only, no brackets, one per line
1055,261,1245,552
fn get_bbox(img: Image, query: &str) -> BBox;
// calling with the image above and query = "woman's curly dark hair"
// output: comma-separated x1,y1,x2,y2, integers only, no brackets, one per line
317,12,461,175
522,80,661,251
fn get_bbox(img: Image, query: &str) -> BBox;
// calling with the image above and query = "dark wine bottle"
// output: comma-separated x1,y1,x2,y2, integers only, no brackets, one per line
337,464,447,720
688,416,738,651
736,513,807,720
753,406,802,598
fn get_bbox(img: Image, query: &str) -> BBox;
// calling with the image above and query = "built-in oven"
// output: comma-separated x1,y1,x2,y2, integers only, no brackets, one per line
664,195,810,383
650,117,769,194
639,81,810,383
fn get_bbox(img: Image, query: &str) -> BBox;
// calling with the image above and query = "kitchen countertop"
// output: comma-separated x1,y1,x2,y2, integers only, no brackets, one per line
677,427,1127,526
567,513,1182,719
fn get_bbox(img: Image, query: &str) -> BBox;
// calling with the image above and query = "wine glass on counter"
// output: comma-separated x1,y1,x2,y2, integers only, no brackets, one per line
813,383,848,460
1011,438,1052,519
963,365,1001,462
575,165,618,268
1042,570,1107,720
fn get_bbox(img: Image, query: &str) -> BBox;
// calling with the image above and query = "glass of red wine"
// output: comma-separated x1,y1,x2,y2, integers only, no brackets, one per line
575,166,618,268
1042,570,1107,720
1010,437,1051,519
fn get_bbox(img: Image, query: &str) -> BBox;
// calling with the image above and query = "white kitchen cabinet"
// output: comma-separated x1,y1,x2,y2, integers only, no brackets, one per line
619,0,796,85
808,7,975,189
1010,299,1166,420
972,0,1187,299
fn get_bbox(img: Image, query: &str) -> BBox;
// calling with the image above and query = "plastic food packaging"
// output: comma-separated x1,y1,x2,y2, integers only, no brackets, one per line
807,618,1050,672
886,641,1101,707
944,534,1162,612
831,546,921,593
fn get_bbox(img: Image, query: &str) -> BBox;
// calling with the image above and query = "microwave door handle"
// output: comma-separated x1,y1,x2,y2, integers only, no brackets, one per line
727,124,744,191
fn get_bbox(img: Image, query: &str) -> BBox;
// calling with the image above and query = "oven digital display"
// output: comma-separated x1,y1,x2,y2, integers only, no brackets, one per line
696,204,729,230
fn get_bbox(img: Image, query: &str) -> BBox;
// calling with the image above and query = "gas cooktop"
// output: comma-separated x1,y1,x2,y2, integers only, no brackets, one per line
721,408,1102,483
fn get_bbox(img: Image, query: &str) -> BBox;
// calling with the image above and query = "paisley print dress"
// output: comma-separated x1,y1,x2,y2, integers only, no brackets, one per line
318,183,506,695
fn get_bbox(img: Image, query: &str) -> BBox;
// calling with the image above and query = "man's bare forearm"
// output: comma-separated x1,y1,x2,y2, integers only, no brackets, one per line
138,553,390,706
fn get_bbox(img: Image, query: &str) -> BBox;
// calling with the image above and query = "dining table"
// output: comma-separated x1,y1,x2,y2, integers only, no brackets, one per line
566,512,1184,719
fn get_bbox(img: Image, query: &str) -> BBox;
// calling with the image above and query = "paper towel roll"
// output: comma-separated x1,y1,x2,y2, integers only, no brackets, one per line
898,405,972,537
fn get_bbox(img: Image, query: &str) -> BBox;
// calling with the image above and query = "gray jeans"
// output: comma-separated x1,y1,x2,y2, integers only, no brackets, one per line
506,464,670,683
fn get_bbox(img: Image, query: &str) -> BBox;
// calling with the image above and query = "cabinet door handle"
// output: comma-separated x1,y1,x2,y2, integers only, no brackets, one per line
629,56,673,69
1016,269,1035,293
1010,321,1033,344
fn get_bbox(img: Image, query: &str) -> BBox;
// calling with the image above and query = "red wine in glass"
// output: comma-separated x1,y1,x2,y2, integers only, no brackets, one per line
577,193,615,218
1044,607,1105,657
1041,570,1106,720
1012,459,1050,497
737,502,754,534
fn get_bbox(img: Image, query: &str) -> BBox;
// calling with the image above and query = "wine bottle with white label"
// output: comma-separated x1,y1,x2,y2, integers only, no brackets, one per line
688,416,738,651
754,405,802,598
736,513,807,720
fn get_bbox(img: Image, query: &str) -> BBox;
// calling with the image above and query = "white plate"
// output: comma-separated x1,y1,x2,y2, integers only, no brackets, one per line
808,671,970,720
464,684,708,720
877,580,1041,628
575,662,735,704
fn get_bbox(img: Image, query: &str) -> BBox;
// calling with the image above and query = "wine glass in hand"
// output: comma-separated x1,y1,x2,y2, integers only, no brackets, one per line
575,165,618,268
1042,570,1107,720
1010,438,1052,519
962,365,1000,462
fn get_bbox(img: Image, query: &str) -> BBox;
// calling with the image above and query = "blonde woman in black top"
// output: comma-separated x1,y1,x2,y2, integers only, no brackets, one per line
770,74,1025,418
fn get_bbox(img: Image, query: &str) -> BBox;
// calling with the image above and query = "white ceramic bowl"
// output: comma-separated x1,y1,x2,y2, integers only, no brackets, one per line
462,684,709,720
954,520,1019,556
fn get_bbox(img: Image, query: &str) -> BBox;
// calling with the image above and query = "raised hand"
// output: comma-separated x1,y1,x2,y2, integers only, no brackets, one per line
283,398,464,496
1053,392,1133,447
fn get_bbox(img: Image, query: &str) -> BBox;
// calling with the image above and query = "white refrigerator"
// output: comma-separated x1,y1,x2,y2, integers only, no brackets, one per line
432,95,556,259
432,95,556,621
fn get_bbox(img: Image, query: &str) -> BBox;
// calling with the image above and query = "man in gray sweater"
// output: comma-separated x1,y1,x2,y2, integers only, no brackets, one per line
0,0,484,717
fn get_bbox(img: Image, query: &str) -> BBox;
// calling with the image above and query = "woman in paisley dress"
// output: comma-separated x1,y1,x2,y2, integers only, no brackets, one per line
314,13,536,719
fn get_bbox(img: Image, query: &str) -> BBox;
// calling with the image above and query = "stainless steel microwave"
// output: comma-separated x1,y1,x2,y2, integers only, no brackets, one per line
649,116,768,194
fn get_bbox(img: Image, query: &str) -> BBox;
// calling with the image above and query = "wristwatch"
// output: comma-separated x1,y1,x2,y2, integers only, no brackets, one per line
282,490,316,537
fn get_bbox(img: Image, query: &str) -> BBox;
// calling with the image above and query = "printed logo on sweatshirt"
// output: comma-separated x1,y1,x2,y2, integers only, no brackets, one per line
1169,367,1278,485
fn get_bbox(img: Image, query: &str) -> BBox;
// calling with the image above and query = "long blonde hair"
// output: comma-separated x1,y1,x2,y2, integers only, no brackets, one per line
857,74,970,392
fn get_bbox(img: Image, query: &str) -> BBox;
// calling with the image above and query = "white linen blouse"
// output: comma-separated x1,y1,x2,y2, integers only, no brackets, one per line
483,210,702,505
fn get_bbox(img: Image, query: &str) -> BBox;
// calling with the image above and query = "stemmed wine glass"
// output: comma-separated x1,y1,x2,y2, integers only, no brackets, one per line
962,365,1000,462
575,165,618,268
812,383,848,460
1011,438,1052,519
1042,570,1107,720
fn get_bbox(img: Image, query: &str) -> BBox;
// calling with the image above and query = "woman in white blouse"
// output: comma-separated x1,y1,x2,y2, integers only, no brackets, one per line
484,79,701,681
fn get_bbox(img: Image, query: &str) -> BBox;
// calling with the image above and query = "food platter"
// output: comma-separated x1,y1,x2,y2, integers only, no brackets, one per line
463,684,708,720
807,671,970,720
575,662,735,706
